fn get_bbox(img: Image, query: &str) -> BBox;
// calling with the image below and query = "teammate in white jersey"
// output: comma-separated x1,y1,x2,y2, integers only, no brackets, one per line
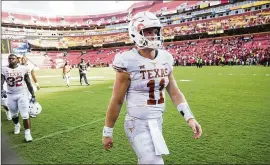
63,61,72,87
102,11,202,164
1,54,36,142
21,56,40,118
21,56,40,91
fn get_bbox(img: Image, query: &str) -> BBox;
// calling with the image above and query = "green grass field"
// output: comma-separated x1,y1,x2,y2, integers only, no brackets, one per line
1,66,270,164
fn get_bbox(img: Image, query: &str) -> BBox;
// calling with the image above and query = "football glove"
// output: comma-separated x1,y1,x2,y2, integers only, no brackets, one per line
30,96,36,103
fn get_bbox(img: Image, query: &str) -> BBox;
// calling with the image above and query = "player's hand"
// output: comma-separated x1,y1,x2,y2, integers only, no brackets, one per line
36,83,40,90
1,90,7,98
30,96,36,103
102,136,113,150
187,118,202,139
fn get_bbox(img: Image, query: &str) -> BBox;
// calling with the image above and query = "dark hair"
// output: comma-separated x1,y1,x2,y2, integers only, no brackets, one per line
9,54,17,57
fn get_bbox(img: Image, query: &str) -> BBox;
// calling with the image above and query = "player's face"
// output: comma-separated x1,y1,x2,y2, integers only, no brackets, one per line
17,57,22,64
141,28,159,41
8,55,18,66
21,57,27,65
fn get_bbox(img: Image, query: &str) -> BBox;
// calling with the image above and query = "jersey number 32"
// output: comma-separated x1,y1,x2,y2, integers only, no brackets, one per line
6,76,23,87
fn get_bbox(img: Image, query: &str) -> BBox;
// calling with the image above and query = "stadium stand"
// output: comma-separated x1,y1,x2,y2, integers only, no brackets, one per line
1,0,270,68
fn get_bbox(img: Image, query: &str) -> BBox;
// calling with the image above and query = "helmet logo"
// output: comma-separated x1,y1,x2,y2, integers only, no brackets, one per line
137,23,145,32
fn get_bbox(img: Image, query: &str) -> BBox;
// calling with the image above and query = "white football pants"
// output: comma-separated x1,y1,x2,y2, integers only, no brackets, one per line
7,92,29,119
124,115,166,164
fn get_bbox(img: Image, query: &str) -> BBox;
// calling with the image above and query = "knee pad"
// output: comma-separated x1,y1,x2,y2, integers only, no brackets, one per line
138,152,164,164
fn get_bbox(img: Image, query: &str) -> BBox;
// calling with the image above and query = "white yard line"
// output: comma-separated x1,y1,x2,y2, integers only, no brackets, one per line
83,91,95,93
179,80,192,82
10,117,105,149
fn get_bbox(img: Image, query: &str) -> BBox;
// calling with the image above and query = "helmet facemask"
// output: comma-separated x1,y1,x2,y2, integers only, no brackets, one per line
133,27,164,50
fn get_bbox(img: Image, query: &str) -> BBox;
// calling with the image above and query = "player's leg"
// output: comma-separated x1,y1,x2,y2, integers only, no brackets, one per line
124,119,164,164
18,92,32,142
65,74,70,87
2,98,12,120
79,73,83,85
7,94,21,134
82,73,89,85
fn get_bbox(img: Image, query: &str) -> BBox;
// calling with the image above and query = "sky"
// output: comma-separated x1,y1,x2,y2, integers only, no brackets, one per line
2,1,144,16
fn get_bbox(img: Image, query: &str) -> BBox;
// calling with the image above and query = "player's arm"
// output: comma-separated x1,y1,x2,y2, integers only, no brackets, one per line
166,72,202,139
68,66,72,73
1,74,5,90
24,73,35,99
78,64,82,72
102,71,130,150
1,74,7,98
104,71,130,128
31,70,40,90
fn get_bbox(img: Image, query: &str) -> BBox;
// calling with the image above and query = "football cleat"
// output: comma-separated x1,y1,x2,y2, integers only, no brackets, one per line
14,123,21,134
25,132,33,142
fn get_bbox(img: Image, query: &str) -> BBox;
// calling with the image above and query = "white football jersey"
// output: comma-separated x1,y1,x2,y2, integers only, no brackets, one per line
1,65,29,94
26,64,34,75
25,64,35,84
113,48,174,119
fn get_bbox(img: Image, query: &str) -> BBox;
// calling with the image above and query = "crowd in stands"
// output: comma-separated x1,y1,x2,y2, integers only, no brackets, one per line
34,32,270,68
48,9,270,48
165,33,270,67
163,10,270,37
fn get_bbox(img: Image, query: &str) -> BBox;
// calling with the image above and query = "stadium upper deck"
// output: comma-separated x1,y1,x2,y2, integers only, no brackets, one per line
2,1,199,27
2,0,269,40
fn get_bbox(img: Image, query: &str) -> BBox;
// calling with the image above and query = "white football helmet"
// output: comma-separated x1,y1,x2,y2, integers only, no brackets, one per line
128,11,164,50
29,102,42,116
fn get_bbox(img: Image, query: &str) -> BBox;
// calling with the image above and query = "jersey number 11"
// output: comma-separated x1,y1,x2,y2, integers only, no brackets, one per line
147,78,165,105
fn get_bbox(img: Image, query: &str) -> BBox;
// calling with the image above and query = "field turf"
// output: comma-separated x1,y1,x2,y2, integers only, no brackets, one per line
1,66,270,164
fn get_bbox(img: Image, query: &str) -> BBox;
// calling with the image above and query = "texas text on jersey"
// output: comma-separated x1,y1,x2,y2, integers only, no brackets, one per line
112,48,174,119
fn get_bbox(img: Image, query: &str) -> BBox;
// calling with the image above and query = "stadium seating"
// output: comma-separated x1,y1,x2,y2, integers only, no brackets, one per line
2,1,270,68
165,32,270,66
31,31,269,68
24,9,270,48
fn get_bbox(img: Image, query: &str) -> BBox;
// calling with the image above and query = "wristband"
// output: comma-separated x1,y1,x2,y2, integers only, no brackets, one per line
103,126,113,137
177,103,195,121
35,83,39,86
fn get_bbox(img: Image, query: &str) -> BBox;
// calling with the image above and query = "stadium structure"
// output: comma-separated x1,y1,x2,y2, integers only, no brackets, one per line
1,0,270,68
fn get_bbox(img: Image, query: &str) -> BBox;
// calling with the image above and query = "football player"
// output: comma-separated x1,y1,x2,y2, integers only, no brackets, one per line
63,61,72,87
78,58,89,86
102,11,202,164
1,54,36,142
21,56,40,118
